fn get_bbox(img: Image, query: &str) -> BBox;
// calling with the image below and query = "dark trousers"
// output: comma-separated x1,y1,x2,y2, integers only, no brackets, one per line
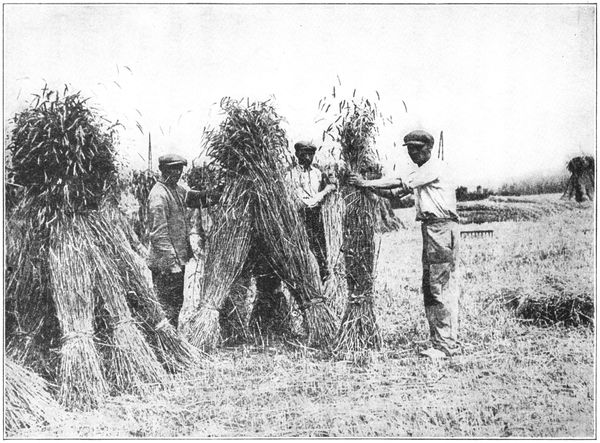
303,207,330,283
152,268,185,328
248,245,291,337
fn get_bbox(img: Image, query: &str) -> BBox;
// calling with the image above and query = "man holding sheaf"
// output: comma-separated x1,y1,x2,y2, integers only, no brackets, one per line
348,129,460,359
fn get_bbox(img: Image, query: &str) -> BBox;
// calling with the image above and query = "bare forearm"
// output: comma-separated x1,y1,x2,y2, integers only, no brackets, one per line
302,190,328,208
372,187,412,199
360,177,404,189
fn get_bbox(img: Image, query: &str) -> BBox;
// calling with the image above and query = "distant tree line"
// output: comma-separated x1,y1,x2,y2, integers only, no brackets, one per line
455,186,491,202
454,172,568,201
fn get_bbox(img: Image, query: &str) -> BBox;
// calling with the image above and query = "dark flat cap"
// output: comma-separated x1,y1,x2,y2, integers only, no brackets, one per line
403,130,434,147
294,140,317,152
158,153,188,167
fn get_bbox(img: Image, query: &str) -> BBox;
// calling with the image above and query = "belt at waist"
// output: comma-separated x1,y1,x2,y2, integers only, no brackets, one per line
419,216,459,224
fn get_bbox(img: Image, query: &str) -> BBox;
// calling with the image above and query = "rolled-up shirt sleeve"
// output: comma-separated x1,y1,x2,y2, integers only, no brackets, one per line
408,158,444,188
148,190,178,269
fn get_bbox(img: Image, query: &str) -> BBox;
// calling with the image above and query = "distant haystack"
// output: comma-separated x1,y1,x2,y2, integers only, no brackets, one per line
562,156,594,202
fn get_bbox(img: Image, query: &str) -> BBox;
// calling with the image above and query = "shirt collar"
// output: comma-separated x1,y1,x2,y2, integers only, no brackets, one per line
297,163,314,173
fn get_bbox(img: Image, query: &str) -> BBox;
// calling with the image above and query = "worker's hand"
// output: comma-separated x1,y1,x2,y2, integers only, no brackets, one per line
395,180,412,195
396,178,408,191
136,244,149,260
365,189,379,201
326,173,339,187
347,172,367,187
324,183,337,194
169,263,183,274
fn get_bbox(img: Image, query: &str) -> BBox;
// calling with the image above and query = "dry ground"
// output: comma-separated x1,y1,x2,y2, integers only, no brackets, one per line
10,196,595,438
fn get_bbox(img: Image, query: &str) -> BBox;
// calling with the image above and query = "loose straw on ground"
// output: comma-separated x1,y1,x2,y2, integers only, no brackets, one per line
5,359,63,433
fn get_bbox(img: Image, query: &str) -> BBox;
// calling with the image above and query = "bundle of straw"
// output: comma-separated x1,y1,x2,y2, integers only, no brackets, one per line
503,274,594,327
5,359,62,433
6,203,61,377
220,260,253,345
320,91,384,358
180,257,204,334
185,163,251,344
6,87,119,384
100,203,153,286
97,208,204,373
205,98,337,348
131,170,159,245
7,87,197,408
48,219,108,410
184,183,253,351
8,87,117,229
75,214,167,393
256,179,337,347
321,182,348,318
336,188,382,356
5,150,24,214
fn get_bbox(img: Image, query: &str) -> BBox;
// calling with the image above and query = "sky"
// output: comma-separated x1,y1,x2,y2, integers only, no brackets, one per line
3,4,596,189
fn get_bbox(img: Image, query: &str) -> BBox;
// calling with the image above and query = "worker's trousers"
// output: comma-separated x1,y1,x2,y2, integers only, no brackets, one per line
421,219,460,356
303,207,330,283
152,268,186,329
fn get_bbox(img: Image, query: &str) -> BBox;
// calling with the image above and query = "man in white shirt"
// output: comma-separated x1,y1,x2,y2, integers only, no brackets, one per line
288,141,337,283
348,130,460,359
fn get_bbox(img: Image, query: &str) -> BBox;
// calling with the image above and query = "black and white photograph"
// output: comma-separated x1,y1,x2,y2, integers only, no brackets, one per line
3,3,596,438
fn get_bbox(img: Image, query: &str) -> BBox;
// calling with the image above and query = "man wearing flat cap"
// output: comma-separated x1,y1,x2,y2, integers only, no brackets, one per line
147,153,196,328
348,130,460,359
289,140,337,283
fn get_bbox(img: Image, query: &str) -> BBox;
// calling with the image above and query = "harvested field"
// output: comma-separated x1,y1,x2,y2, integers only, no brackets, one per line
9,197,594,438
457,193,591,224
